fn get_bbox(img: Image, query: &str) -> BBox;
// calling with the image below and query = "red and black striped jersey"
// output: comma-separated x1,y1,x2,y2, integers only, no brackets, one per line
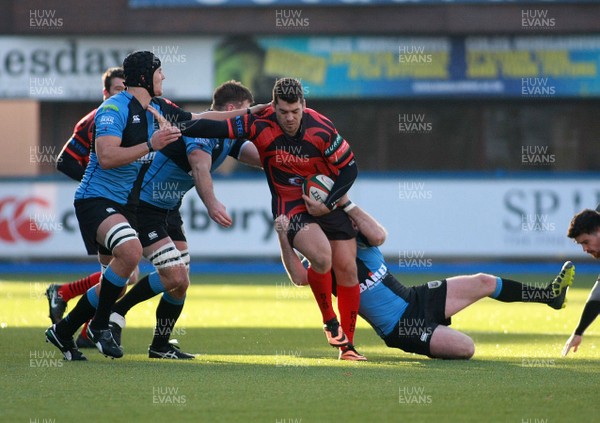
240,105,355,217
62,108,96,167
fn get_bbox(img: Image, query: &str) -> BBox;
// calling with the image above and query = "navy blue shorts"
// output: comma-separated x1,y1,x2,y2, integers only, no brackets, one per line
74,198,137,256
383,280,449,357
137,201,186,248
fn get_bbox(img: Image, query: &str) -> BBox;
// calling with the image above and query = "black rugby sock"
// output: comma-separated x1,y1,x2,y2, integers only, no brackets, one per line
91,275,126,330
112,274,156,317
56,294,95,338
152,297,184,347
492,278,552,304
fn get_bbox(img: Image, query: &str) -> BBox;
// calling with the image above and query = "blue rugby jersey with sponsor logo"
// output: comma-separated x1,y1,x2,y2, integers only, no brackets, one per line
354,234,411,338
139,136,249,210
75,92,191,205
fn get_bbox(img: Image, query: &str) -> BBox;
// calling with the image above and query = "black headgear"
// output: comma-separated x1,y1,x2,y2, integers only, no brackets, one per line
123,51,161,97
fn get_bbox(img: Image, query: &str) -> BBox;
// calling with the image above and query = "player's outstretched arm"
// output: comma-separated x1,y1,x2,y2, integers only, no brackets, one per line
148,105,246,140
188,149,232,227
341,197,387,247
237,143,262,169
562,280,600,356
189,103,269,120
274,215,308,287
56,148,86,181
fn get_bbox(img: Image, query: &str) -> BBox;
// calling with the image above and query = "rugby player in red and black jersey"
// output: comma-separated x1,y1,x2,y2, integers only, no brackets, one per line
45,68,126,345
56,67,126,181
158,77,365,359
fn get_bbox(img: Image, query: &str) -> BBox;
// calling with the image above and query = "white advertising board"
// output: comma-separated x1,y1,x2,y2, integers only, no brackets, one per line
0,177,595,259
0,36,216,100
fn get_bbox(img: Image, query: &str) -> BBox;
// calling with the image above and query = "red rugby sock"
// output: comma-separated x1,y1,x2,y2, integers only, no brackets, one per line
336,284,360,345
307,268,336,324
57,272,102,302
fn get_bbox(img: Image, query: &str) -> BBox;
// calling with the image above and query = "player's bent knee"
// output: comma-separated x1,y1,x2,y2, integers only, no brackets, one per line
431,327,475,359
148,242,184,270
307,254,331,273
170,277,190,296
448,334,475,359
438,341,474,360
333,263,358,285
459,338,475,359
112,240,143,270
475,273,497,295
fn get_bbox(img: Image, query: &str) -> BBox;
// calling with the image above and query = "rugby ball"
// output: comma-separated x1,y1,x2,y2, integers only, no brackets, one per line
303,174,334,204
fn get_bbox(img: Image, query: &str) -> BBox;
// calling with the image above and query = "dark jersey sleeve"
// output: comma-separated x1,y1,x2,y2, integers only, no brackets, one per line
56,109,95,181
56,152,86,181
325,159,357,210
321,126,357,209
155,97,192,123
180,113,253,140
575,301,600,335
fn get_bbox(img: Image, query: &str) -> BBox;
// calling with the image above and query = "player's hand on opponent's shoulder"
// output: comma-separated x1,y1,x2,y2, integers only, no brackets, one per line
303,194,330,217
249,102,271,115
561,333,582,357
206,199,233,228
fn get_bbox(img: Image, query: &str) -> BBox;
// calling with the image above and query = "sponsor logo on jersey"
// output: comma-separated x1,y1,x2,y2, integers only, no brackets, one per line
359,263,388,293
101,104,119,112
324,133,343,157
420,331,430,342
427,280,442,289
132,115,141,124
148,231,158,240
98,115,115,125
288,176,304,186
234,116,244,137
106,208,116,213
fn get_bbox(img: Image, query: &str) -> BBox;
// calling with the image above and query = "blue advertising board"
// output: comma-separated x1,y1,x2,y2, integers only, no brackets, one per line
214,35,600,98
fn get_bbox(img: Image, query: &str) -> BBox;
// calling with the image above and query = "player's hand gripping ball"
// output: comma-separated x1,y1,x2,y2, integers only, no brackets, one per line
302,174,334,205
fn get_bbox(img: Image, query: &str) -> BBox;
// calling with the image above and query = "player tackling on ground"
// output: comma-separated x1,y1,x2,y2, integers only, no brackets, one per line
562,209,600,356
275,196,574,359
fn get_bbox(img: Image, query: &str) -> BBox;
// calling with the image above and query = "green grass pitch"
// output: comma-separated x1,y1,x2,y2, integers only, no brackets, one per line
1,271,599,422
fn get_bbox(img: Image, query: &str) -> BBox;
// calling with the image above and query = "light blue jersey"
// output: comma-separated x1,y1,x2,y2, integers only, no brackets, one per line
139,136,249,210
354,235,410,338
75,93,191,205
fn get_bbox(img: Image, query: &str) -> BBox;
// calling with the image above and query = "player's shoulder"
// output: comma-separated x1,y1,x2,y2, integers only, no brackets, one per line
252,104,275,121
97,92,130,116
152,96,181,112
75,108,98,129
95,92,130,131
304,107,335,130
304,107,328,119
